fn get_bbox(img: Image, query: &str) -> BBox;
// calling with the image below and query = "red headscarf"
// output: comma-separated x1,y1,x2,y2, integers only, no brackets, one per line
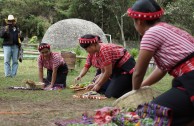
38,43,50,52
127,0,164,20
79,36,99,44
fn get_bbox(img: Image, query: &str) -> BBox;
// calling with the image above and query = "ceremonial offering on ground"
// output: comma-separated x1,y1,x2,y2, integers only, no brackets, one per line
73,91,107,100
69,82,90,91
25,80,44,89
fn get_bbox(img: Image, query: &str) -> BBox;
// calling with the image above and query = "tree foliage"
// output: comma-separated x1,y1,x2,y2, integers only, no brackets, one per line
0,0,193,41
164,0,194,34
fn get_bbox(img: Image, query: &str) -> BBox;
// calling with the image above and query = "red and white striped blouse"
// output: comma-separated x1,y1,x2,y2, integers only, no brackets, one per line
141,22,194,71
84,43,130,69
38,52,64,70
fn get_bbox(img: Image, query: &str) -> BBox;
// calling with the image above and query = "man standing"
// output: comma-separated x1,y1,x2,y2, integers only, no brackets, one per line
0,15,23,77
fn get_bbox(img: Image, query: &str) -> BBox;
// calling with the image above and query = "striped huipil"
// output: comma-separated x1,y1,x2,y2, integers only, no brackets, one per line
141,22,194,107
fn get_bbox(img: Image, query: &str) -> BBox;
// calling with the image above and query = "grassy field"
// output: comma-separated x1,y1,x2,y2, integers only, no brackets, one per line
0,59,173,126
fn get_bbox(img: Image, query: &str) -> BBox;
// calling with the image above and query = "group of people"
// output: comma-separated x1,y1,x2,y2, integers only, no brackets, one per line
1,0,194,125
38,0,194,123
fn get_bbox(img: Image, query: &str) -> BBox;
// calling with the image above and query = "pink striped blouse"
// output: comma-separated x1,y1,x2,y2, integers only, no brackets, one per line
38,52,64,70
84,43,130,69
141,22,194,71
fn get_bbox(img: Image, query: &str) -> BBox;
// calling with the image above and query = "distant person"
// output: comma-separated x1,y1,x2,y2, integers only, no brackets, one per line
0,15,23,77
127,0,194,125
78,34,136,98
75,36,110,94
38,43,68,90
75,57,111,94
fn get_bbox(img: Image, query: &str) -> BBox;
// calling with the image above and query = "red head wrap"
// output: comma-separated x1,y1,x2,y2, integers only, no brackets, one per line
38,44,50,52
127,8,164,20
79,36,99,44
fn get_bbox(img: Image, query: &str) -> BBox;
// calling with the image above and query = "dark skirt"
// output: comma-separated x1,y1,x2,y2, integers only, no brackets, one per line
152,70,194,126
104,57,136,98
44,63,68,88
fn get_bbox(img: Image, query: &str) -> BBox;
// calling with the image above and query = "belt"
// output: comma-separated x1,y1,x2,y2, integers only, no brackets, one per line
169,57,194,77
121,68,134,75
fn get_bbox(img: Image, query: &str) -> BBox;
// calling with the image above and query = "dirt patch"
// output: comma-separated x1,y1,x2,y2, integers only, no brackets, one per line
0,94,113,126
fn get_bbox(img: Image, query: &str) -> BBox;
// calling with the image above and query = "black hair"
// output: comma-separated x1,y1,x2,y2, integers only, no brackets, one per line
132,0,161,25
39,43,49,47
132,0,161,13
79,34,101,49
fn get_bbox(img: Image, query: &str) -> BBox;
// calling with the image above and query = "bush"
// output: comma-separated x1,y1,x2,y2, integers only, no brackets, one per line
75,45,84,67
130,48,139,58
164,0,194,34
29,36,38,44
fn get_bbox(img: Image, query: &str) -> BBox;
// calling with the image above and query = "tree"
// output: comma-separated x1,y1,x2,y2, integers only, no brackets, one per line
164,0,194,34
0,0,71,38
90,0,136,47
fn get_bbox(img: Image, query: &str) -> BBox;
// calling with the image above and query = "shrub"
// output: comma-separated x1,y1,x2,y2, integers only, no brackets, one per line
164,0,194,34
130,48,139,58
75,45,83,67
29,36,38,44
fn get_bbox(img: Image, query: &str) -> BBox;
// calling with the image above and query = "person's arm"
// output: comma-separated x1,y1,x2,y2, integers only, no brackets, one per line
91,63,112,91
75,67,89,81
132,50,154,90
50,67,58,87
141,66,167,87
86,69,103,90
0,26,9,38
38,68,44,82
93,69,103,83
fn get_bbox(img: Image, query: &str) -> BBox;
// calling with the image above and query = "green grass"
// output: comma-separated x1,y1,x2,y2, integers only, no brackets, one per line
0,60,113,126
0,59,172,126
145,67,172,92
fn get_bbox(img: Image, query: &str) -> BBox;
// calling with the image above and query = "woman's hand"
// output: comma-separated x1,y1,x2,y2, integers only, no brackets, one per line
74,76,81,84
91,84,101,91
45,84,53,90
75,76,81,81
86,83,95,90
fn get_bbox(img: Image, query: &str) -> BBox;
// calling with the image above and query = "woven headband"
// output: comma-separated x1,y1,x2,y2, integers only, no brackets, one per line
127,8,164,20
79,37,99,44
38,44,50,51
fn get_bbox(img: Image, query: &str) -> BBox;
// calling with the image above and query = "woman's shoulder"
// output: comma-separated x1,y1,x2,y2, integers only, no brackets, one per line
100,43,117,48
50,52,61,58
145,22,169,36
151,22,182,32
37,55,44,63
51,52,60,55
99,43,112,51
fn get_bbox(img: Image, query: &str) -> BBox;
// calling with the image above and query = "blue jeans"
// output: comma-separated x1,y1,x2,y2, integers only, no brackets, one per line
3,45,19,77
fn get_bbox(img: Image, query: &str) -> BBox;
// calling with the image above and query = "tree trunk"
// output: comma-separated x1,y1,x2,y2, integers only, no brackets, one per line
115,15,126,48
121,16,126,48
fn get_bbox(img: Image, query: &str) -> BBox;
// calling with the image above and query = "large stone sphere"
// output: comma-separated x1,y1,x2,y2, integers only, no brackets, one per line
42,18,108,49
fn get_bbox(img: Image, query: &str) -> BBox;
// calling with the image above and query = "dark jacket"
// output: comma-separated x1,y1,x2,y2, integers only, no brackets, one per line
0,25,24,46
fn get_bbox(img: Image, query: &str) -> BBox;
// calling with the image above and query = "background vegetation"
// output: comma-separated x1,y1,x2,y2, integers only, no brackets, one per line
0,0,193,46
